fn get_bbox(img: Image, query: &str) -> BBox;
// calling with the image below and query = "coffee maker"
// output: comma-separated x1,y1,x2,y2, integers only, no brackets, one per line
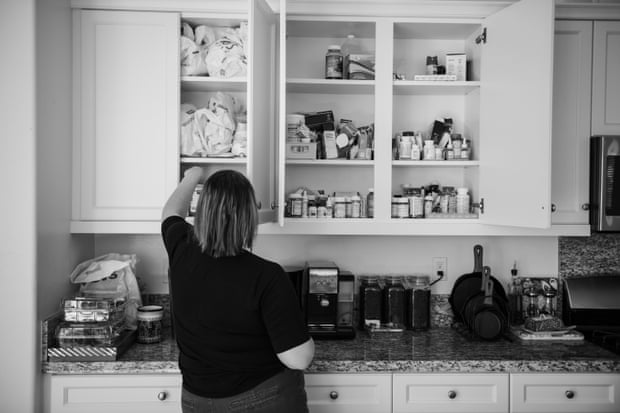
303,261,355,339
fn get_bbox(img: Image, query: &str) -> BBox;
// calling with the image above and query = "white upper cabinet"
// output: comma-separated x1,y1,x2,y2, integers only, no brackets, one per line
478,0,554,229
270,0,559,235
71,10,180,231
592,21,620,135
71,1,277,233
551,20,592,226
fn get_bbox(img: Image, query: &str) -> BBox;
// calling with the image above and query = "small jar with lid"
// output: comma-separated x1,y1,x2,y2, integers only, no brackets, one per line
325,45,343,79
344,197,353,218
333,196,346,218
408,187,424,218
392,196,409,218
137,305,164,344
289,193,302,217
399,132,414,160
383,276,406,329
366,189,374,218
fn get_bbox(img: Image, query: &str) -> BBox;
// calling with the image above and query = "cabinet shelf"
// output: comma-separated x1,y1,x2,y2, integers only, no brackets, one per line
287,78,375,94
181,156,247,164
286,159,374,166
393,160,479,167
393,80,480,95
181,76,247,92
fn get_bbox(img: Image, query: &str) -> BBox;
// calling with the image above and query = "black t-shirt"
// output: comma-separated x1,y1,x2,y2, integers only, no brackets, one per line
162,216,309,398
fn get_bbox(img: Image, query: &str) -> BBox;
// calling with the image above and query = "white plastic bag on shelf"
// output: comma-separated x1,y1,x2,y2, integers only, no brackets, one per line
205,23,248,78
180,35,208,76
180,103,209,157
69,253,142,331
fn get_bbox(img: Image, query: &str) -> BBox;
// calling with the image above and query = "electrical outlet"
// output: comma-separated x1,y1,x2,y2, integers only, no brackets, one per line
432,257,448,281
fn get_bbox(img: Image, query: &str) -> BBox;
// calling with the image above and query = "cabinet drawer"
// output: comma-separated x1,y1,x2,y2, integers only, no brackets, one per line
393,373,509,413
305,373,391,413
510,373,620,413
46,374,182,413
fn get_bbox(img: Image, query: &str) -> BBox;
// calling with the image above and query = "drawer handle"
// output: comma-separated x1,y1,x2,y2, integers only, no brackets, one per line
448,390,457,399
157,391,167,401
565,390,575,399
329,391,339,400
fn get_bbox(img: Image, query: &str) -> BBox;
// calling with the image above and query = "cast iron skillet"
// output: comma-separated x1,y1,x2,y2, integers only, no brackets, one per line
464,269,509,340
449,245,508,323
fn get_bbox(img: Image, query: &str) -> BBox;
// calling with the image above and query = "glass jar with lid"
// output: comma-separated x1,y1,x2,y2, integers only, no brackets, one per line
382,276,406,329
358,276,382,329
405,276,431,331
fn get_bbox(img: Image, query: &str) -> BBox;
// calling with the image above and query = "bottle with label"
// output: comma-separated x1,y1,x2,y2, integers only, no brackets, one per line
325,45,343,79
423,140,435,160
366,188,374,218
351,194,361,218
507,262,523,325
460,139,470,160
456,187,470,214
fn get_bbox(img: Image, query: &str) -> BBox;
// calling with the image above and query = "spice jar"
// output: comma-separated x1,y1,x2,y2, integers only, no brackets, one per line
359,276,382,329
405,276,431,331
383,276,406,329
137,305,163,344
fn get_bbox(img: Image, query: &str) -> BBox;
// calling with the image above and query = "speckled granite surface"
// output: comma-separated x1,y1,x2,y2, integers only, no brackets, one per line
42,326,620,375
559,233,620,278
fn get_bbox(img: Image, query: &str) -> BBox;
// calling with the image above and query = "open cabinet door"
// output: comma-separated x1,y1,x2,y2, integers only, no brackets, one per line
277,0,287,226
248,0,277,224
478,0,554,228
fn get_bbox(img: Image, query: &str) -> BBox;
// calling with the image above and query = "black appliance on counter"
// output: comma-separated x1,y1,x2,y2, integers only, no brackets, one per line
285,262,355,340
563,275,620,354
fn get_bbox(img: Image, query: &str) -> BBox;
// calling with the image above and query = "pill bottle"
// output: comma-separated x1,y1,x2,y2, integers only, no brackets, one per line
325,45,343,79
289,193,302,217
351,195,361,218
334,197,346,218
367,189,374,218
137,305,164,344
423,140,435,160
456,187,470,214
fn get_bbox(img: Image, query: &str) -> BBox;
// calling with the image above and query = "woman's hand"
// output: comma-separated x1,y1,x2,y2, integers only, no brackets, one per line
183,166,207,182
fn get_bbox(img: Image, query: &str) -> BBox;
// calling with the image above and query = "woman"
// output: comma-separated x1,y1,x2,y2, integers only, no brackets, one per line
161,167,314,413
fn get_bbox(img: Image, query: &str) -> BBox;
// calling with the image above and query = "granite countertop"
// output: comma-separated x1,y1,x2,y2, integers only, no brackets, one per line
42,327,620,375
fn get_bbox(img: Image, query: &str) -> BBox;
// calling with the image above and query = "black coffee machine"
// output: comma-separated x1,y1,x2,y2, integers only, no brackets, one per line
302,261,355,339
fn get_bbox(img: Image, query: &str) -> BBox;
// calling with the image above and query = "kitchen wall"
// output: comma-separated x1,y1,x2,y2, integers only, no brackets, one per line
94,234,559,295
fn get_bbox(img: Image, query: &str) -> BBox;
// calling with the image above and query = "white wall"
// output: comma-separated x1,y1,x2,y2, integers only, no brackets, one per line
95,234,558,295
0,1,37,411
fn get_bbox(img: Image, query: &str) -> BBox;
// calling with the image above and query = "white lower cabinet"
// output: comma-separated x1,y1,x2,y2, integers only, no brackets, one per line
393,373,509,413
510,373,620,413
305,373,392,413
44,374,182,413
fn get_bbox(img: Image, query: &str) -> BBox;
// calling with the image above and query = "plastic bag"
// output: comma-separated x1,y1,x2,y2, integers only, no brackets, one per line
180,103,208,156
205,23,248,78
69,253,142,330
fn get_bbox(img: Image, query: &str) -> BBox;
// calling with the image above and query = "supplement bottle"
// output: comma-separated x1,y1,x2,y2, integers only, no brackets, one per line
325,45,343,79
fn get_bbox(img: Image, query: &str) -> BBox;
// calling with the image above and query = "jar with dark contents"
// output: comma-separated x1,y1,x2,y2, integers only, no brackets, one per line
382,276,406,329
137,305,163,344
405,276,431,331
358,276,382,330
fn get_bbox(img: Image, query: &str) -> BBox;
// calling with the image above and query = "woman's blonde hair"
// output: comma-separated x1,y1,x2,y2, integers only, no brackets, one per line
194,170,258,257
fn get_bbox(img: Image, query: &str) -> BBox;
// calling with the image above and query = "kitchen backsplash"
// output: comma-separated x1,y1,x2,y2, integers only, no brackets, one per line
559,233,620,278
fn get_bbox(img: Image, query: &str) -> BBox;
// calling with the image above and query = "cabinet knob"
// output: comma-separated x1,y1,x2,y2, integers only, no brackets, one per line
448,390,457,399
256,201,262,210
271,202,278,210
157,391,167,401
329,391,339,400
581,203,589,211
565,390,575,399
551,203,557,212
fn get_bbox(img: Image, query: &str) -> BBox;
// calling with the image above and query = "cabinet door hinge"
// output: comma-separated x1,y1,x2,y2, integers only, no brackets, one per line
473,198,485,214
475,27,487,44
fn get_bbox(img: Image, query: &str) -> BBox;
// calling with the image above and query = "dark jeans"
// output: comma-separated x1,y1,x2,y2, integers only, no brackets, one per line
181,369,309,413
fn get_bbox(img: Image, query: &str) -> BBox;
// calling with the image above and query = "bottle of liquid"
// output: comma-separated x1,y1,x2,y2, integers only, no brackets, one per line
366,188,374,218
507,262,523,325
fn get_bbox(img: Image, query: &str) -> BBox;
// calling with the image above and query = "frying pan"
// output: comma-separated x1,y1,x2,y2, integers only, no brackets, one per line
449,245,508,322
464,267,509,340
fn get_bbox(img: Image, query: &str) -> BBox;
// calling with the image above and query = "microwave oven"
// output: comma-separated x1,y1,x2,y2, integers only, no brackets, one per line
590,135,620,232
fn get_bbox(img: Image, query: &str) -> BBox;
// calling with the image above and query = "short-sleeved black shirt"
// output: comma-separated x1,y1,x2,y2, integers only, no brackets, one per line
162,216,309,398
